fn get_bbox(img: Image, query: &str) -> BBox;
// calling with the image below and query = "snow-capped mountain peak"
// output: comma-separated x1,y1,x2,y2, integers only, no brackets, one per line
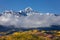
24,7,33,13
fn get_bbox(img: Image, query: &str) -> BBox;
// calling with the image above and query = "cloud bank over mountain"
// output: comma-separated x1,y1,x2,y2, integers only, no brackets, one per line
0,7,60,28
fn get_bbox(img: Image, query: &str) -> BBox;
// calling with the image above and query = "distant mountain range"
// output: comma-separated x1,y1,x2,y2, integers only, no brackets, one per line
0,7,59,16
0,7,60,32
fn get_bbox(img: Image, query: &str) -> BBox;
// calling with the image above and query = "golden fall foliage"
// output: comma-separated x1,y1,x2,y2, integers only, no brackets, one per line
0,30,60,40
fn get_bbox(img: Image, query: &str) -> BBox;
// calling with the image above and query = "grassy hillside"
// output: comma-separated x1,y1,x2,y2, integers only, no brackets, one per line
0,30,60,40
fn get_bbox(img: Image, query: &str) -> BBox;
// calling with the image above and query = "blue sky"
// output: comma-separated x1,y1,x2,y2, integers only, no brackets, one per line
0,0,60,14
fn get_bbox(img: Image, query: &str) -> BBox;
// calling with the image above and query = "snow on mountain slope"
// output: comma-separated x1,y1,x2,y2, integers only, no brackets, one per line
0,7,60,28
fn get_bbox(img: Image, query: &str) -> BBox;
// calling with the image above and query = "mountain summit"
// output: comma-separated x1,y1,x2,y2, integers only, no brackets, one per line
24,7,33,13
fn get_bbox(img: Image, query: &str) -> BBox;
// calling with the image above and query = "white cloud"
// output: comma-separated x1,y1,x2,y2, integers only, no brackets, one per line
0,12,60,28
